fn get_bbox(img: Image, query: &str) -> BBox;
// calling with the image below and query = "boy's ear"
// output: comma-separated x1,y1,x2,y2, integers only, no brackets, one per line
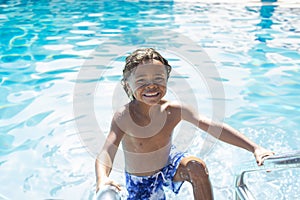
126,83,134,100
123,81,134,100
124,81,130,91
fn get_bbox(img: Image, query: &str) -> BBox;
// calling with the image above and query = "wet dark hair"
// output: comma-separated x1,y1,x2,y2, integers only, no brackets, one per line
121,48,172,100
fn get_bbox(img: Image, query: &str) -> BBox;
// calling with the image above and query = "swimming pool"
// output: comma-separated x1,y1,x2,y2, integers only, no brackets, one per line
1,0,300,199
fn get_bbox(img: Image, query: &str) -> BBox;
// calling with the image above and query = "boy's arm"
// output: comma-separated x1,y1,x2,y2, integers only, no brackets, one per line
181,104,274,165
95,115,124,192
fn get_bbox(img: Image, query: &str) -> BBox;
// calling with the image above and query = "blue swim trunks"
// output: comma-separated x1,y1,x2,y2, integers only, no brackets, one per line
125,148,187,200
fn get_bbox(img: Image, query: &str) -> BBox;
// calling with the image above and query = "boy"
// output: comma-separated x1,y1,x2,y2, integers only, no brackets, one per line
95,48,274,200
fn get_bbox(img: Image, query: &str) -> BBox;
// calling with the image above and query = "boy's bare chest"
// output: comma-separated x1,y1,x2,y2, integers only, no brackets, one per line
123,113,178,138
122,130,172,153
120,104,181,152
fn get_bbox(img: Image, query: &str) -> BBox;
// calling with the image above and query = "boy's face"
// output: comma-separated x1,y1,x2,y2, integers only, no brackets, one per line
127,60,168,105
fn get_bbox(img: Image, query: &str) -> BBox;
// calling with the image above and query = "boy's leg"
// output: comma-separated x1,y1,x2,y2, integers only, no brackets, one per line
173,156,214,200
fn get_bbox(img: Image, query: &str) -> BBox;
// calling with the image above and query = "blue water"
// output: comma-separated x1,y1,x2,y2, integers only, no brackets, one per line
1,0,300,199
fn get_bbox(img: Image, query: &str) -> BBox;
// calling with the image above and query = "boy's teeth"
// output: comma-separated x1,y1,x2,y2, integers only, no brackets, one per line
144,92,158,97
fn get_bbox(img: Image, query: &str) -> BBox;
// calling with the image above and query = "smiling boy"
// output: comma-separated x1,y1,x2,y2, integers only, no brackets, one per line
95,48,274,200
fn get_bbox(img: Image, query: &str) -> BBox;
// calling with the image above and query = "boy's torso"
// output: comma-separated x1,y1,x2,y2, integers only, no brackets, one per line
118,100,182,176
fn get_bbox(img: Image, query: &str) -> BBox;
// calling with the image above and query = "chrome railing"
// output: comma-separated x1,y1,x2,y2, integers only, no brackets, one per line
235,151,300,200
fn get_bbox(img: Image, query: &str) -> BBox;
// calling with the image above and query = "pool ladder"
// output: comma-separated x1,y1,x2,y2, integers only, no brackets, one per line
235,151,300,200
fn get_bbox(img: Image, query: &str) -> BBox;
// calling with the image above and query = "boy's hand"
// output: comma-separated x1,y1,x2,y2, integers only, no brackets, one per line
254,146,275,166
96,177,122,193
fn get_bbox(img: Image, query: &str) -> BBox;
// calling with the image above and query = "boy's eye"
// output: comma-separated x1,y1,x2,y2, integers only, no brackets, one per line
136,79,145,84
155,77,164,80
154,77,165,82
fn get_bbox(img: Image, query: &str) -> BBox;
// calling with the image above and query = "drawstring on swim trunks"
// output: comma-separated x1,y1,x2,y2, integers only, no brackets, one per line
152,171,167,193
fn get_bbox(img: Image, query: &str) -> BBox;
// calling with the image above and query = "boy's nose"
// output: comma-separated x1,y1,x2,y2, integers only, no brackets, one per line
145,81,156,88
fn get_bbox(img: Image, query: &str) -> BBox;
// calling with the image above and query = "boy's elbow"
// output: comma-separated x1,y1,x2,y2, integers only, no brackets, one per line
96,150,113,167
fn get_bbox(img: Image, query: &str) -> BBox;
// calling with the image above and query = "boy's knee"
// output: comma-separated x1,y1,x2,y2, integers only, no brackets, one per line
186,158,209,180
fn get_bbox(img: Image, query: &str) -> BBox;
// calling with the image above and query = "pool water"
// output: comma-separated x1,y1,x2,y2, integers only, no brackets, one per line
1,0,300,199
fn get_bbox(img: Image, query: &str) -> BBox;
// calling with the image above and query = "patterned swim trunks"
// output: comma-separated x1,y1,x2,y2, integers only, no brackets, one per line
125,148,187,200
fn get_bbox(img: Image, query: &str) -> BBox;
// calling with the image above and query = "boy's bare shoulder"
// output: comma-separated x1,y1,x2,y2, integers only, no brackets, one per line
111,103,131,132
113,103,130,121
164,100,183,109
161,100,184,115
164,100,195,116
167,100,194,109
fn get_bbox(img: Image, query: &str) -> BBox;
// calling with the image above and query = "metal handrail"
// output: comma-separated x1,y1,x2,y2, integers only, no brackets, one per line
235,151,300,200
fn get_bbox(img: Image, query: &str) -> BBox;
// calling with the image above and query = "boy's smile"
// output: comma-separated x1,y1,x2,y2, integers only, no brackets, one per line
127,60,168,105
